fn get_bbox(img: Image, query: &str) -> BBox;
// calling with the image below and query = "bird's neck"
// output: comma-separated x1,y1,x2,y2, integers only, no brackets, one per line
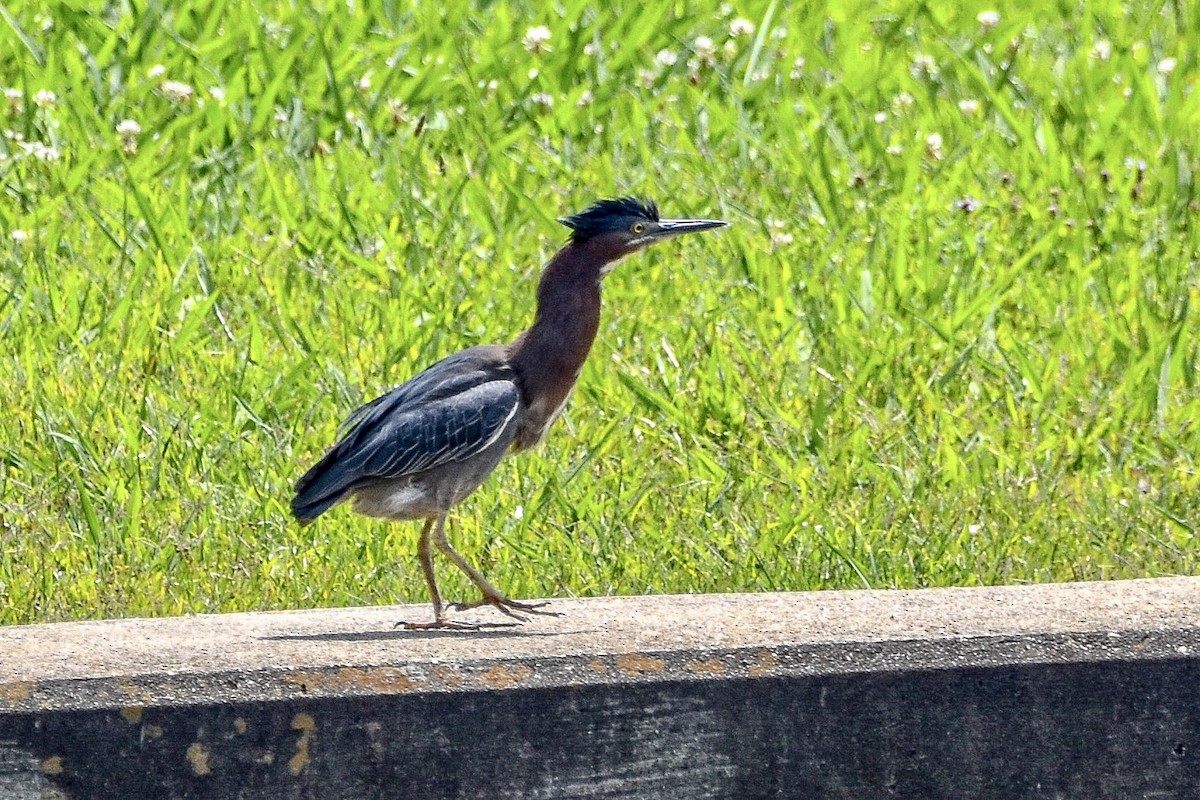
508,242,605,401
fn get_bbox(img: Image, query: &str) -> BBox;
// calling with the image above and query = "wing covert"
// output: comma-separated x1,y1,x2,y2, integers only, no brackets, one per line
344,378,520,480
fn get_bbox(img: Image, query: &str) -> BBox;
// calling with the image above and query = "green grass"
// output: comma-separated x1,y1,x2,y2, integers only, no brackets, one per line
1,0,1197,625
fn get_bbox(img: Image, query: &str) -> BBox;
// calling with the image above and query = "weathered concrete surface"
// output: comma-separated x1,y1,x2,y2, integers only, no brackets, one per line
0,578,1198,798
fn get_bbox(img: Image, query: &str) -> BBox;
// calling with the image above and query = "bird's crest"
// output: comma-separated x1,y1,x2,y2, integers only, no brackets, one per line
559,197,659,241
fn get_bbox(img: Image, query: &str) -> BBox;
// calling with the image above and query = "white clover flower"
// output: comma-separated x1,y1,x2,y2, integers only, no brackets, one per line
958,98,980,117
976,11,1000,32
892,91,915,110
1157,57,1177,76
11,229,29,243
208,86,225,103
873,111,888,124
523,25,552,54
356,73,372,92
530,92,554,111
911,53,939,80
766,218,793,249
583,42,599,57
722,40,739,60
1090,41,1112,62
577,90,593,107
116,118,141,154
925,132,944,161
161,80,195,103
655,49,678,68
3,88,21,114
33,90,56,109
148,64,166,79
21,141,60,162
636,68,655,89
886,144,903,157
693,35,717,66
729,18,755,38
790,56,805,79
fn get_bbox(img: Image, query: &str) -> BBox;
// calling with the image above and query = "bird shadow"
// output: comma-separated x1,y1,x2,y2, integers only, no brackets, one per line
265,625,585,642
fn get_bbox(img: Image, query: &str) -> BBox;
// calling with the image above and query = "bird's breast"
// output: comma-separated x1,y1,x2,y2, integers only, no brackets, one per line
513,384,575,451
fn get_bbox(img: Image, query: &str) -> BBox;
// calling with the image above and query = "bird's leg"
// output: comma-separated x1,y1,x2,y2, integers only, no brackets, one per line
401,515,481,630
431,515,561,620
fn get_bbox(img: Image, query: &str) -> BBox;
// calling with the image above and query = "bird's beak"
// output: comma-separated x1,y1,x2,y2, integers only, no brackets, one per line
653,218,730,239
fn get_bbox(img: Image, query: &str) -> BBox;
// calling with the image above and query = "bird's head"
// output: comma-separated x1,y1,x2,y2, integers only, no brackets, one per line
559,197,728,267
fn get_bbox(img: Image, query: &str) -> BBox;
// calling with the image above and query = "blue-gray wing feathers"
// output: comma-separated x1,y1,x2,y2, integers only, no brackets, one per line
353,380,518,479
292,347,520,523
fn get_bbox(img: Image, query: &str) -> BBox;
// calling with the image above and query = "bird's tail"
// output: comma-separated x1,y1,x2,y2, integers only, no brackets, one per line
292,448,352,525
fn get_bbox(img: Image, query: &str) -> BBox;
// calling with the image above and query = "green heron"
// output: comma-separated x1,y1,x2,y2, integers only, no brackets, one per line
292,198,728,629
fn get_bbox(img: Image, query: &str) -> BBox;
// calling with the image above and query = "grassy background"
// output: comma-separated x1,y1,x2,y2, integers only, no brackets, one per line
1,0,1197,625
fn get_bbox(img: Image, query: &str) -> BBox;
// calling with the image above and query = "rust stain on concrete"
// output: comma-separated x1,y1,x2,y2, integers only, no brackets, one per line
282,667,421,695
186,742,211,776
0,681,33,703
115,679,151,705
119,706,144,724
750,649,779,677
479,664,533,689
588,660,608,674
40,756,64,775
233,717,248,734
289,712,316,775
685,657,726,676
144,724,165,739
431,665,464,688
617,654,666,675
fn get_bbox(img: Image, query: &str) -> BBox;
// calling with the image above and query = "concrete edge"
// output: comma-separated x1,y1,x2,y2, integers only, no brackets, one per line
2,577,1198,714
4,629,1200,715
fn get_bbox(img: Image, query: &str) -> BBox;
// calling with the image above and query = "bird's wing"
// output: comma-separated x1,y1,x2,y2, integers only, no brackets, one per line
337,347,494,439
347,377,520,480
292,346,520,521
333,346,521,480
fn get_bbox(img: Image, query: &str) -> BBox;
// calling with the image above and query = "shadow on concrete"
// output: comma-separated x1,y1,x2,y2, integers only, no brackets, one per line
264,626,585,642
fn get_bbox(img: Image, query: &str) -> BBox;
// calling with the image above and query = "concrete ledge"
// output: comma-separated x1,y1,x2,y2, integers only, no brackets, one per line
2,578,1199,798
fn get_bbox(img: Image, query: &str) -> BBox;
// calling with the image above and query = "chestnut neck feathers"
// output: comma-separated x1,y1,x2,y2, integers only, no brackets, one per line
508,239,615,400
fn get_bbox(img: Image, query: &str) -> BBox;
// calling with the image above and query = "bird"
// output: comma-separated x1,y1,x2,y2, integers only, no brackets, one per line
292,197,728,629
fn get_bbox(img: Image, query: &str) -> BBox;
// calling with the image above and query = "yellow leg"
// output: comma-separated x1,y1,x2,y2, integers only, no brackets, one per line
402,515,478,630
431,515,559,620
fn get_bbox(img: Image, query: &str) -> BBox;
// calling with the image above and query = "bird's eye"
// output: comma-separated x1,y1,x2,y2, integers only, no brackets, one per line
632,222,646,234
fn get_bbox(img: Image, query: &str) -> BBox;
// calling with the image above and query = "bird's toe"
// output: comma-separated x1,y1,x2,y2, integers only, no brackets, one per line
450,594,563,619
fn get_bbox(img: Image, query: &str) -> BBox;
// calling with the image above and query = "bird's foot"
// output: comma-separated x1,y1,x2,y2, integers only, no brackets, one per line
450,593,563,622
